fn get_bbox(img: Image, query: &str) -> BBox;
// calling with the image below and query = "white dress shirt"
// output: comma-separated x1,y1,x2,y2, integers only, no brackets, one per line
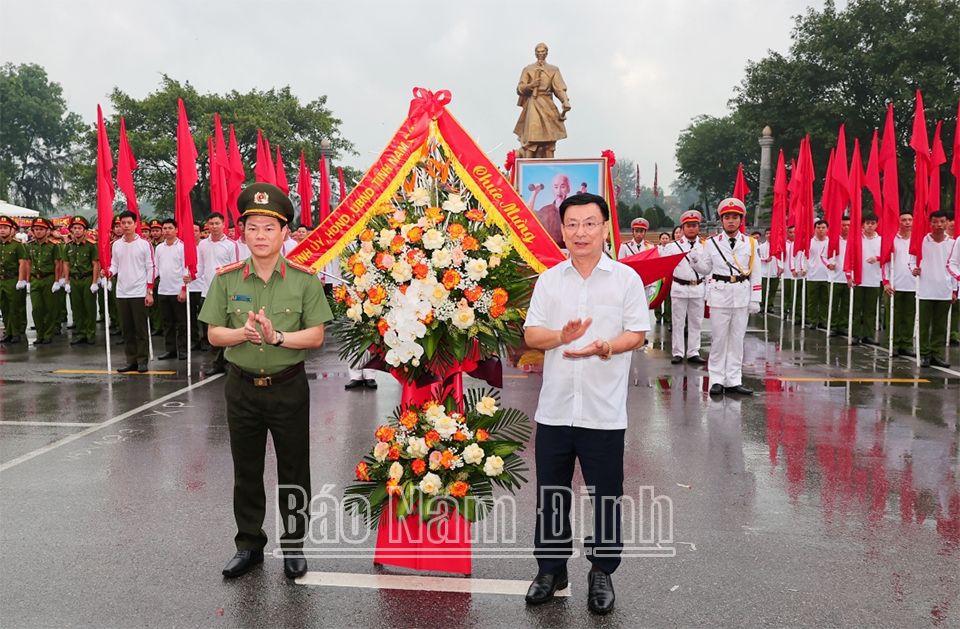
785,240,800,278
524,255,650,430
155,238,186,296
909,235,958,300
948,239,960,283
859,234,882,287
805,237,830,282
883,233,914,292
196,235,240,298
109,235,155,299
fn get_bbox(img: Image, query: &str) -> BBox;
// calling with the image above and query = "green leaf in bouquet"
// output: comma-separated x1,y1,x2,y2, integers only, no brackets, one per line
423,328,441,360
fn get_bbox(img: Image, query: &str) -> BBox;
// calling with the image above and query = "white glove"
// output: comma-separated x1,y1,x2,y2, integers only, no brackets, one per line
52,282,61,293
25,282,30,293
748,302,761,314
64,283,71,294
105,280,112,292
90,283,99,294
15,280,26,290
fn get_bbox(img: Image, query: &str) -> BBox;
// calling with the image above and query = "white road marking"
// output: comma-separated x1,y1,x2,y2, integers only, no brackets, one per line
0,374,223,473
931,365,960,378
296,571,571,597
0,421,94,427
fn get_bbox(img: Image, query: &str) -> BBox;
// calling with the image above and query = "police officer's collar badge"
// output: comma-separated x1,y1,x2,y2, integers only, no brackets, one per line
254,192,269,205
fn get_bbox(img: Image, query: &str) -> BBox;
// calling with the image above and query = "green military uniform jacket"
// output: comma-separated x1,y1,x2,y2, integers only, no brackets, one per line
29,239,62,276
65,240,99,277
1,238,27,280
198,257,332,375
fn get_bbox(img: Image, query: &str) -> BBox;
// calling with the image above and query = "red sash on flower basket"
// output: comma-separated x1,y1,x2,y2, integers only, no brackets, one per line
374,495,472,575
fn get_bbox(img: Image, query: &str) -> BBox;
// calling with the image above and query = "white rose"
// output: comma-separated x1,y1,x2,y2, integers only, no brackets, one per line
488,255,501,268
363,301,383,317
424,405,447,425
434,414,458,439
379,228,396,248
483,456,504,477
400,224,414,238
391,260,413,282
483,234,506,254
358,247,375,262
428,284,450,307
346,303,363,322
466,258,488,281
389,461,404,481
475,396,498,417
407,437,429,458
373,441,391,462
354,273,373,290
431,248,452,268
442,194,467,214
419,472,442,495
422,229,445,250
452,306,476,330
462,443,485,465
410,187,431,207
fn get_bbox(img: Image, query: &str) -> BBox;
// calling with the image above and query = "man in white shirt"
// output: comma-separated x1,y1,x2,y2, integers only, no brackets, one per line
910,211,957,367
758,228,781,313
828,217,850,337
195,212,240,375
107,210,155,373
666,210,708,365
882,212,916,357
523,193,648,615
803,220,831,330
155,218,188,360
783,225,799,320
848,214,883,345
702,198,761,396
188,221,208,351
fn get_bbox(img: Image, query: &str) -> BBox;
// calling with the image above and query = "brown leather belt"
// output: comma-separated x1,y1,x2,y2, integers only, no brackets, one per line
673,278,701,286
71,272,93,279
231,362,305,387
713,274,750,283
31,272,53,279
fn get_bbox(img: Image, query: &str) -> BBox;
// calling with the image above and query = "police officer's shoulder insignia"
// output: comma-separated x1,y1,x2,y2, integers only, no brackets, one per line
216,261,244,275
286,260,315,275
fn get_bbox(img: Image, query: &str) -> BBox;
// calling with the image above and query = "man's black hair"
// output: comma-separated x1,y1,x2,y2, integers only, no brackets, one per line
558,193,609,223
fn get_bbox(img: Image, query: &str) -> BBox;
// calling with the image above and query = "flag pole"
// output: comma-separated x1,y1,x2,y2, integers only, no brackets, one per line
103,280,112,373
914,276,921,367
826,277,834,338
847,284,855,346
946,306,953,355
887,282,895,358
185,288,192,380
147,310,154,361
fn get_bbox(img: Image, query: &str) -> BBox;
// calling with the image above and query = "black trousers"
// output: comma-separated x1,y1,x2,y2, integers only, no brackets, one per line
189,292,205,344
534,424,624,576
116,297,149,365
225,367,311,551
157,294,188,353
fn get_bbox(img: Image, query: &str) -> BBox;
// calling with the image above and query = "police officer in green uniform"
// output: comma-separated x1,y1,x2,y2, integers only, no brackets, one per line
148,219,164,336
0,215,29,343
50,227,69,334
200,183,332,580
107,216,123,336
64,216,101,345
25,217,63,345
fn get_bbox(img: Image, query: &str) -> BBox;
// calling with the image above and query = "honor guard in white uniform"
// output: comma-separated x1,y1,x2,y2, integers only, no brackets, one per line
618,217,654,258
667,210,709,365
702,198,762,396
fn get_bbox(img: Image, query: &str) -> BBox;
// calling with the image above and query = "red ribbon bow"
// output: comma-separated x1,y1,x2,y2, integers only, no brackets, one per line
602,149,617,167
504,149,517,173
407,87,452,140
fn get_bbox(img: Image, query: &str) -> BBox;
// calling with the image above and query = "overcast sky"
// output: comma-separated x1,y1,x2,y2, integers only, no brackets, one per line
1,0,839,191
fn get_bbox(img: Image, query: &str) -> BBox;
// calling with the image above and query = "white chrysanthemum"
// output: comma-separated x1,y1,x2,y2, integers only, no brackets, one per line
442,194,466,214
483,234,507,254
419,472,442,495
391,260,413,283
406,437,429,458
475,396,498,417
452,306,475,330
462,443,485,465
483,456,504,477
422,229,445,250
427,284,450,307
466,258,488,281
434,414,458,439
431,248,452,268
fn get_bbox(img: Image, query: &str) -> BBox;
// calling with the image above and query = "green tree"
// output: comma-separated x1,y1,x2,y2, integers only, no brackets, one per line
65,75,358,218
0,63,83,211
675,113,759,214
642,207,660,229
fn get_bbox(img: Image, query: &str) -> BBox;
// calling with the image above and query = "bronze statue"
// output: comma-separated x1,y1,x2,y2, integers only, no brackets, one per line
514,43,570,159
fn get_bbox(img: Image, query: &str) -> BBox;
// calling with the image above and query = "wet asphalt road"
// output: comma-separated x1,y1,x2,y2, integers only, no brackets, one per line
1,314,958,628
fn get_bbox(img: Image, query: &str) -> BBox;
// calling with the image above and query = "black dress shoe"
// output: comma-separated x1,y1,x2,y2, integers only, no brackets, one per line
670,356,683,365
199,342,211,351
0,335,12,343
151,329,163,337
9,335,21,344
205,365,226,377
41,337,52,344
899,349,916,358
137,364,149,373
110,329,122,336
524,570,568,605
709,383,724,396
587,567,615,615
117,363,138,373
70,337,87,345
178,352,187,360
344,379,365,390
86,338,96,345
920,357,931,368
861,336,878,346
951,339,959,347
807,323,817,330
364,379,378,389
67,324,76,330
222,550,264,578
817,323,829,331
283,550,308,579
190,342,201,350
687,355,706,365
724,385,754,395
930,357,951,368
157,351,176,360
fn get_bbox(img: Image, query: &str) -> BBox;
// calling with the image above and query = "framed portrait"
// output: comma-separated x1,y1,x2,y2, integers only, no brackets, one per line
514,158,607,249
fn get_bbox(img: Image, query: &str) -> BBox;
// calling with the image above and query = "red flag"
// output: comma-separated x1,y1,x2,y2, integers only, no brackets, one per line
822,149,837,253
929,121,947,214
254,130,276,185
798,137,817,256
208,136,227,219
827,126,850,256
213,115,236,235
619,249,688,290
908,90,930,263
769,149,788,260
733,162,750,233
878,104,900,267
175,98,199,277
864,129,882,211
338,166,347,201
653,163,659,199
95,105,115,272
787,158,797,227
226,125,245,238
844,139,864,286
275,145,289,195
297,150,313,228
116,116,141,237
318,155,332,222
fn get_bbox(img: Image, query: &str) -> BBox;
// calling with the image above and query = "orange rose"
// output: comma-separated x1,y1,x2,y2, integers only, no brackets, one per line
426,207,445,223
386,478,402,496
492,287,509,305
418,311,434,325
440,450,457,469
490,303,506,319
449,481,469,498
399,410,419,429
398,284,409,294
411,459,427,475
462,236,479,251
359,229,376,242
333,285,348,303
352,262,367,277
375,252,391,270
375,425,396,442
348,253,361,267
355,461,371,481
391,235,406,253
368,285,387,304
452,430,468,442
465,208,485,222
463,285,483,303
442,269,461,290
412,263,429,280
475,429,489,442
345,296,356,307
377,318,390,336
388,445,401,461
447,223,466,241
424,430,441,447
407,226,423,242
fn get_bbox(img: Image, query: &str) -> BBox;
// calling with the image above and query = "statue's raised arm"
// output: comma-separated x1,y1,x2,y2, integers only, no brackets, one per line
513,43,570,159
